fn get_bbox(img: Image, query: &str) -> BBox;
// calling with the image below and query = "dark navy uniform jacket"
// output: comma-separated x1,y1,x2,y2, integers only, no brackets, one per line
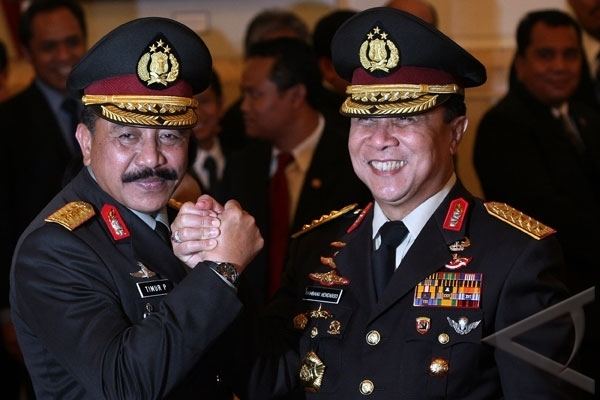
251,182,575,399
10,169,243,400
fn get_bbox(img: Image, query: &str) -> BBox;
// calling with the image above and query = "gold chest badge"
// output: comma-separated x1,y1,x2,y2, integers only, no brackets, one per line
359,26,399,73
137,37,180,87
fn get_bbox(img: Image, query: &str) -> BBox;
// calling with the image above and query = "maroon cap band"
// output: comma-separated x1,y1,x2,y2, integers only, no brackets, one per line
84,74,194,97
352,66,459,86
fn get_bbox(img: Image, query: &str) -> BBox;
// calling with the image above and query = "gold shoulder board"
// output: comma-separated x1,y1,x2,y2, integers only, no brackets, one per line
484,202,556,240
45,201,95,231
168,198,182,210
291,204,358,239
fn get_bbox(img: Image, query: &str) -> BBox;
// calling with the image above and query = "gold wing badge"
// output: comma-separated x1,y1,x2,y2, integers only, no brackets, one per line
359,26,399,73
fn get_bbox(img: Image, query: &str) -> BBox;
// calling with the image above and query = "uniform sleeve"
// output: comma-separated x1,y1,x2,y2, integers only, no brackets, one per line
11,224,242,400
246,236,305,400
494,236,576,399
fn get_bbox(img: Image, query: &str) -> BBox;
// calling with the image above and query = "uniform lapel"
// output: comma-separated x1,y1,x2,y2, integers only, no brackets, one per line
74,169,188,284
369,184,473,321
334,208,377,306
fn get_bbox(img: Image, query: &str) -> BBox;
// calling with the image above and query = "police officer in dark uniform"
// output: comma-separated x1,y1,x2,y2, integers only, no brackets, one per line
236,7,577,399
9,17,263,399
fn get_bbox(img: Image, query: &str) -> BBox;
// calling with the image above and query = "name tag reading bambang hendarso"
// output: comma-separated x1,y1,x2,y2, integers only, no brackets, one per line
137,279,173,298
303,286,343,304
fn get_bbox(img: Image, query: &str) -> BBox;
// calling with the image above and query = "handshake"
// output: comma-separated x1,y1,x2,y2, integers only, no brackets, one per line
169,195,264,275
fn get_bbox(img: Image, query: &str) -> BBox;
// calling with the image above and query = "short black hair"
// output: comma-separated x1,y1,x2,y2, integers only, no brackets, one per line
244,9,309,56
81,106,98,132
246,37,323,109
516,9,581,56
313,10,357,59
441,95,466,123
19,0,87,48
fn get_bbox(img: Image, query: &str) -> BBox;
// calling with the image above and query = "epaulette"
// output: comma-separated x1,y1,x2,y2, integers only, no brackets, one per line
45,201,95,231
168,198,183,210
291,203,358,239
484,202,556,240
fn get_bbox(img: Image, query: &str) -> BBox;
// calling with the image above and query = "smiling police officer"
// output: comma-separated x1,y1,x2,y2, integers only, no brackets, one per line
240,7,576,399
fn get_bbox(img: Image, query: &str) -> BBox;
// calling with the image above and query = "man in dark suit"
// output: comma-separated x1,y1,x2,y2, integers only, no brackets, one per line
0,1,87,398
219,9,311,154
230,8,575,398
188,69,229,197
219,37,370,307
9,17,263,399
474,10,599,392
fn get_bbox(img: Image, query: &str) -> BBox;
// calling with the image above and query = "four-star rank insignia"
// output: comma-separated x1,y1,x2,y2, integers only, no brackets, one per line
443,198,469,231
45,201,95,231
359,26,399,73
137,37,180,88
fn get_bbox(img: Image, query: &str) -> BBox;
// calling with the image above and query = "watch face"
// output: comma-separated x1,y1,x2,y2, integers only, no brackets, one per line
214,262,238,285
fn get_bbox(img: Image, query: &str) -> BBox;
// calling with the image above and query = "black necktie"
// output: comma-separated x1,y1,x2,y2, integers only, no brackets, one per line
372,221,408,300
60,97,80,155
203,155,218,191
154,221,171,245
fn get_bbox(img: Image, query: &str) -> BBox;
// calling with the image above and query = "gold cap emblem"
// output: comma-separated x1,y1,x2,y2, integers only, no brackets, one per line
137,37,180,87
359,26,399,73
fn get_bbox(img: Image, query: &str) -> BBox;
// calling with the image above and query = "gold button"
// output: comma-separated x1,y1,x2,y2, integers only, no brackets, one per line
359,379,374,395
429,357,449,376
310,326,319,338
365,330,380,345
438,333,450,344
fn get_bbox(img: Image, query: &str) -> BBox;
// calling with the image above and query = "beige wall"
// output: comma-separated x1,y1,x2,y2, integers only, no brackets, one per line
1,0,577,195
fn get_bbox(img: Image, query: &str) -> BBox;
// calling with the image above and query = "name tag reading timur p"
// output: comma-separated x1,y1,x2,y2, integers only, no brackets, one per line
303,286,343,304
137,279,174,298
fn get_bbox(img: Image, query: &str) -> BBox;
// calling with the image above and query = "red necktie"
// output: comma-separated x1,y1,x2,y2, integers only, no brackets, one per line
267,152,293,298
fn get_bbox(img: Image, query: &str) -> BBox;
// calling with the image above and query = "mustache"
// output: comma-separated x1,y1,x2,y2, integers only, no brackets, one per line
122,167,178,183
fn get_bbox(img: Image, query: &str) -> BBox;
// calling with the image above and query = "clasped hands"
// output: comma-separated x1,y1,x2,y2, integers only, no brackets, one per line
170,195,264,274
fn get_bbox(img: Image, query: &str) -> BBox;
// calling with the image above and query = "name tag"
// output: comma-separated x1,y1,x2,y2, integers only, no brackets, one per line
303,286,343,304
136,279,173,298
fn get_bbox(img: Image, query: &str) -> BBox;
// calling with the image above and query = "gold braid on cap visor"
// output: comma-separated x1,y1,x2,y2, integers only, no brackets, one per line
341,83,464,116
82,95,198,128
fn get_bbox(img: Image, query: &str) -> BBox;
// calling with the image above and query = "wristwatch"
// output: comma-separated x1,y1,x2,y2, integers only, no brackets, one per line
207,261,239,287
